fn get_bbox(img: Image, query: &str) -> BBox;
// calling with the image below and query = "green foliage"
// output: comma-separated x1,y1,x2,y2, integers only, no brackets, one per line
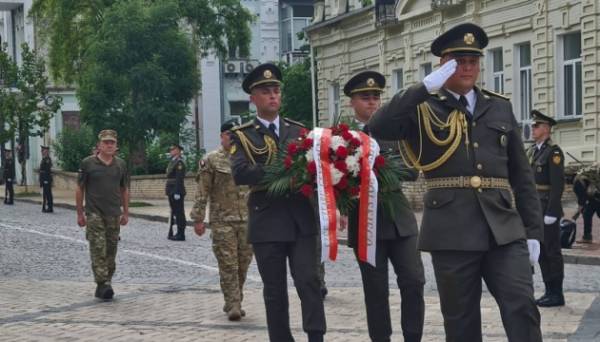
52,125,96,172
280,58,314,128
361,0,373,6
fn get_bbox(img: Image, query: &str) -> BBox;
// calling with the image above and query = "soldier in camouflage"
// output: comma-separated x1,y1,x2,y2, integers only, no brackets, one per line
76,130,129,301
191,120,253,321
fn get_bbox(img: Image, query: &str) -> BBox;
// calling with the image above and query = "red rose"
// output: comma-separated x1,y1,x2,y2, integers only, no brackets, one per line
350,137,361,148
349,186,360,196
335,146,348,159
338,123,349,132
307,161,317,175
334,160,348,172
287,143,298,156
300,184,314,197
336,176,348,189
302,138,313,150
341,130,353,141
374,155,385,169
284,155,293,169
299,128,309,138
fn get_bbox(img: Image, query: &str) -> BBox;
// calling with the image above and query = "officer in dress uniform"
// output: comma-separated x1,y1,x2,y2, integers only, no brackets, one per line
40,145,54,213
3,149,15,205
166,144,187,241
526,110,566,307
368,23,543,342
229,63,326,342
344,71,425,342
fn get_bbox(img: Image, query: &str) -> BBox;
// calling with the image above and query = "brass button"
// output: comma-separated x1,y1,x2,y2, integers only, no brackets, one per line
472,122,477,127
254,206,259,210
432,200,438,205
476,163,483,170
473,142,479,148
477,188,483,193
470,176,482,188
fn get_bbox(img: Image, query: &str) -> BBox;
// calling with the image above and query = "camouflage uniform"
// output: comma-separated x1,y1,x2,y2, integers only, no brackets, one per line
86,213,121,284
190,147,252,312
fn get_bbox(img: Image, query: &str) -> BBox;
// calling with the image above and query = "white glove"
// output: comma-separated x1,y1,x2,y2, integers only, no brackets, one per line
543,215,557,225
527,239,540,266
423,59,458,92
7,178,12,182
173,194,181,200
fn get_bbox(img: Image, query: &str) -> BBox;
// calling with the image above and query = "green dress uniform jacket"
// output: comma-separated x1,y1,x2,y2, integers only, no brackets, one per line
39,156,53,185
369,83,543,251
526,140,564,218
165,158,186,196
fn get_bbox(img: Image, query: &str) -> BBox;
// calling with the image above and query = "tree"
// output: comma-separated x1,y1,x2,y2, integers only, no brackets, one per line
76,0,199,172
0,43,62,187
280,58,314,127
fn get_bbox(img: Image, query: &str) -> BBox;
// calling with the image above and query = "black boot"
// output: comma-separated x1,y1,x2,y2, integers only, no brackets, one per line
173,226,186,241
537,279,565,307
535,281,551,305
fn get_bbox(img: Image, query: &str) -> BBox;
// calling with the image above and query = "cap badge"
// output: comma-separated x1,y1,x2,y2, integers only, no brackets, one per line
464,33,475,45
263,70,273,79
366,78,376,87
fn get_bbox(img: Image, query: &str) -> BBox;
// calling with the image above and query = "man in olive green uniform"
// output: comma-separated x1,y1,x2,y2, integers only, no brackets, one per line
526,110,565,307
3,149,15,205
40,145,54,213
76,130,129,300
344,71,425,342
368,23,543,342
191,120,253,321
230,63,326,342
166,144,187,241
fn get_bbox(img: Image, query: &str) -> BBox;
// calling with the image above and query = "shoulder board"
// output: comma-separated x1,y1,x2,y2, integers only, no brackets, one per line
481,88,510,101
231,122,253,131
282,117,305,127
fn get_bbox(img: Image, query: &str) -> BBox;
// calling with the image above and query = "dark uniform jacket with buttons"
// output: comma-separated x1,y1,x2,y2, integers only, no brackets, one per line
39,156,53,185
230,117,318,243
526,139,564,218
369,83,543,251
347,130,419,248
165,157,186,196
3,158,15,180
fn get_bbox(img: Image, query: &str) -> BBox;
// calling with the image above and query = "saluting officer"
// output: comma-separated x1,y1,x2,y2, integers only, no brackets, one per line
3,149,15,205
166,143,187,241
526,110,566,307
40,145,54,213
230,63,326,342
344,71,425,342
368,23,543,342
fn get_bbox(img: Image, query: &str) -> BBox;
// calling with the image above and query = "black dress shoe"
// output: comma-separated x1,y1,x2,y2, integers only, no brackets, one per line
537,293,565,307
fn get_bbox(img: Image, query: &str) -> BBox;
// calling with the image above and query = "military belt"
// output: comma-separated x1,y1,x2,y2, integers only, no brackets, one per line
250,185,267,193
426,176,510,190
536,184,551,191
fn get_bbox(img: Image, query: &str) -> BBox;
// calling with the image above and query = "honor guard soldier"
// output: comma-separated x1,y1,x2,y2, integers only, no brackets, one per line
40,145,54,212
191,120,254,321
526,110,566,307
230,63,326,342
344,71,425,342
166,143,187,241
3,149,15,205
368,23,544,341
76,130,130,300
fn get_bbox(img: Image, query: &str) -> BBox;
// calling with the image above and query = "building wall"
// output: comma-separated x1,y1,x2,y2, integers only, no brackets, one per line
307,0,594,167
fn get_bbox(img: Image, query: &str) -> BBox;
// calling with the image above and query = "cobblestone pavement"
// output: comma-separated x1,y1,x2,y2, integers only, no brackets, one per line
1,202,600,341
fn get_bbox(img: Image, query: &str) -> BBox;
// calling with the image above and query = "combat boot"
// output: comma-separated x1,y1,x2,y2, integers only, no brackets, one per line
227,303,242,321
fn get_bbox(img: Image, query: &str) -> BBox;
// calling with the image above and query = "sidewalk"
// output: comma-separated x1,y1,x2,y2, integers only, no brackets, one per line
3,185,600,266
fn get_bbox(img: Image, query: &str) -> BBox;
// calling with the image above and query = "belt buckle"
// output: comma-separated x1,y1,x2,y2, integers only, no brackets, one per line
470,176,482,188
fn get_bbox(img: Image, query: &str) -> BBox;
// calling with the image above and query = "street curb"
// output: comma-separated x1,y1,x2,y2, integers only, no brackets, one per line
7,197,600,266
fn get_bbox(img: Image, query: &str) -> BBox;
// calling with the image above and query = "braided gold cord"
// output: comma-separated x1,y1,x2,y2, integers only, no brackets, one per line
234,131,277,165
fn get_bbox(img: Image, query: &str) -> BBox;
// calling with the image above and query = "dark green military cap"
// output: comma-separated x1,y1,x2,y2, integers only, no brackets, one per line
242,63,282,94
220,119,238,132
531,110,557,126
41,145,49,150
431,23,488,57
343,71,385,97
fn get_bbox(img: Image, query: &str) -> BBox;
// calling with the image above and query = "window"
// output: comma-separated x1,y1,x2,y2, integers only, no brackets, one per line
229,101,249,116
329,83,340,124
420,63,432,79
490,48,504,94
517,43,532,121
280,4,312,55
392,68,404,93
561,32,582,117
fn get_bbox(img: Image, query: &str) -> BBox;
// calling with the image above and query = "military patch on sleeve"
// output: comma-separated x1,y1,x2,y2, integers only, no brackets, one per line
199,159,207,169
552,154,561,165
230,144,237,155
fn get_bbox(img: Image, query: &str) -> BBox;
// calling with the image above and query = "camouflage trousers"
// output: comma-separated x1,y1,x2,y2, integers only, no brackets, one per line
86,213,121,285
210,221,253,310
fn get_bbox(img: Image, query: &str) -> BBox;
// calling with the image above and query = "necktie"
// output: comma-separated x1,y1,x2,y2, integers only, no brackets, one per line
459,95,470,115
268,123,278,138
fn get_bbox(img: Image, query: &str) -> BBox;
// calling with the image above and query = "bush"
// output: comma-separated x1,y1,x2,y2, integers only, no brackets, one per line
53,125,96,172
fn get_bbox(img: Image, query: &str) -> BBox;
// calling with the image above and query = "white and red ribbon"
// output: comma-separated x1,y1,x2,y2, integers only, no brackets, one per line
357,132,379,266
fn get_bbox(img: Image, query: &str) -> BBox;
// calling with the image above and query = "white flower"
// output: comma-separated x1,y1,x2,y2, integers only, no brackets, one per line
330,135,345,151
307,131,314,139
305,149,314,162
350,130,361,139
331,168,344,185
345,154,361,176
352,146,363,158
